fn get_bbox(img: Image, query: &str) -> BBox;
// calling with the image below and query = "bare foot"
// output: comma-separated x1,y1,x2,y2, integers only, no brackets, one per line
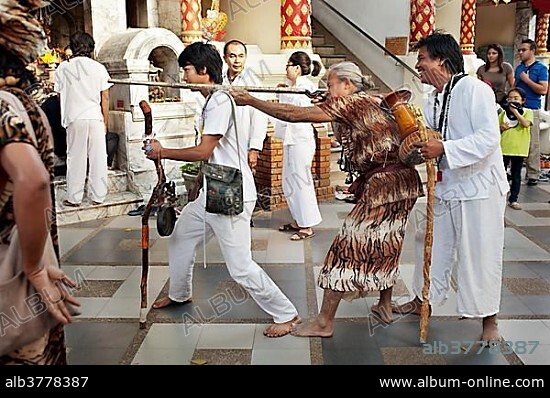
290,317,333,337
152,296,192,309
392,297,431,316
481,315,501,344
264,315,301,338
371,302,394,324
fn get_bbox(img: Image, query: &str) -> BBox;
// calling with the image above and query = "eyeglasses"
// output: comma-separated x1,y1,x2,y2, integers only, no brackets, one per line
517,48,530,52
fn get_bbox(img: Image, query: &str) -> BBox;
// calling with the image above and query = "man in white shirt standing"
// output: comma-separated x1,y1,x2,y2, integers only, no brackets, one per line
393,32,509,343
55,31,111,206
146,42,300,337
222,39,268,170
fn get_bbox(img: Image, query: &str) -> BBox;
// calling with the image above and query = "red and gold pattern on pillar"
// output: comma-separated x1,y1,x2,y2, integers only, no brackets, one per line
459,0,477,55
409,0,435,50
281,0,312,50
180,0,202,44
536,14,549,54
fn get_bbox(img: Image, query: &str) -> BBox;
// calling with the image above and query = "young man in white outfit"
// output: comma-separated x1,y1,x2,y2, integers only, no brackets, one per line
54,31,111,206
222,40,268,170
146,42,300,337
393,32,509,343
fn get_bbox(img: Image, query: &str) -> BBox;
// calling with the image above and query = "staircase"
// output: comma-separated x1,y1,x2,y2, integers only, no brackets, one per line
311,17,390,93
55,170,143,226
311,18,393,189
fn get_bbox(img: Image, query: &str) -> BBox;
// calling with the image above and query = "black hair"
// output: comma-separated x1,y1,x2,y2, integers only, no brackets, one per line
178,42,223,84
0,50,37,88
507,87,527,101
414,31,464,74
484,44,504,74
69,31,95,58
223,39,247,56
521,38,537,52
288,51,321,77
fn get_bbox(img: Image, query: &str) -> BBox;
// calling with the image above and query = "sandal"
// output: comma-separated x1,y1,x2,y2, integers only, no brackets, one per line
279,223,300,232
290,231,315,241
63,200,80,207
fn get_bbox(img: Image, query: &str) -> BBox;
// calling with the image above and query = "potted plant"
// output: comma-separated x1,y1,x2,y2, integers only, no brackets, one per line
180,161,200,193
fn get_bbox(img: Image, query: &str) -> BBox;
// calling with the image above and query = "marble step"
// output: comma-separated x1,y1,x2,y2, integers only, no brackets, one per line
312,34,325,46
313,44,336,56
54,169,129,200
56,191,143,226
321,54,347,67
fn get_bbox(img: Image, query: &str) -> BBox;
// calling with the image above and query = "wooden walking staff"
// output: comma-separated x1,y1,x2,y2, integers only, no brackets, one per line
412,105,435,344
138,100,165,328
382,90,440,343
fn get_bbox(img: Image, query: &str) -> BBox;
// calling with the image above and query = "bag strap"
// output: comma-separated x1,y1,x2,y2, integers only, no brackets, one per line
202,90,242,172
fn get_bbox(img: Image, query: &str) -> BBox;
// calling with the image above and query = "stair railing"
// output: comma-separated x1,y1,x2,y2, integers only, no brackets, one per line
316,0,420,79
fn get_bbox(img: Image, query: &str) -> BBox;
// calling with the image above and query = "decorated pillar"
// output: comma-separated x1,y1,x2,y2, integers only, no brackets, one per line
459,0,477,55
280,0,312,50
180,0,202,44
409,0,435,51
536,13,550,54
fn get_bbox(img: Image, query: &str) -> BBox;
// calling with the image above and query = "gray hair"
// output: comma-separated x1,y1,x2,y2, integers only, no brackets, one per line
328,61,374,91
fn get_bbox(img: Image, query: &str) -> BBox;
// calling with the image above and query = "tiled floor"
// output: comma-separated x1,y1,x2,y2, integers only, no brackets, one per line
60,180,550,365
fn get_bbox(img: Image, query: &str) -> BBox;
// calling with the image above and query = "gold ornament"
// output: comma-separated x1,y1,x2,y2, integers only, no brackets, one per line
201,0,227,41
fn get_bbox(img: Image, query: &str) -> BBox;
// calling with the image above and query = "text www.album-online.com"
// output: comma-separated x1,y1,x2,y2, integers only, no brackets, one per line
379,376,545,388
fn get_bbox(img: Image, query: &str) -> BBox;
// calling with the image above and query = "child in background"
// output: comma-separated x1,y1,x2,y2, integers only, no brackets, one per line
499,87,533,210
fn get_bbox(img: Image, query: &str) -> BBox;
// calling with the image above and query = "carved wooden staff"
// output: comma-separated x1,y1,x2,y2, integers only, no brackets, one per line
412,105,435,344
138,100,166,328
109,78,327,99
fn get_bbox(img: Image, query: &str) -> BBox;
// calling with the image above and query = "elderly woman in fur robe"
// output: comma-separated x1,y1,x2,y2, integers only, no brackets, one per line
231,61,423,336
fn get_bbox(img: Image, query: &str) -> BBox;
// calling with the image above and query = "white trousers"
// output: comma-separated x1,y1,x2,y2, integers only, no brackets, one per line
526,109,541,179
66,120,108,204
167,191,298,324
411,181,506,318
282,142,322,228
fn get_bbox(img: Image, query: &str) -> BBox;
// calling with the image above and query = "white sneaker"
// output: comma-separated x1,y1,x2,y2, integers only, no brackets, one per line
538,172,549,182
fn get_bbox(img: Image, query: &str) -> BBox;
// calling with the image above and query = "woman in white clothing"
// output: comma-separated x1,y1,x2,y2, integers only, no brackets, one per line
276,51,323,240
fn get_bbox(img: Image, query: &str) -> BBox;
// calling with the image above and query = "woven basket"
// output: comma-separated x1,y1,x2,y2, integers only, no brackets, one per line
399,129,442,166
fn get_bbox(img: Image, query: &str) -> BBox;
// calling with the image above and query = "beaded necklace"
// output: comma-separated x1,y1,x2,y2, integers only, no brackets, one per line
433,73,466,180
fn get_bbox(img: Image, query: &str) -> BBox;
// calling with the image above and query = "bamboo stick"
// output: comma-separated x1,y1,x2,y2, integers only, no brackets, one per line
412,105,435,344
109,79,327,98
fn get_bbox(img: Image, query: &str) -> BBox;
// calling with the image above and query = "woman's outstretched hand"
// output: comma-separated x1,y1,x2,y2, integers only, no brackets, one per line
229,88,254,106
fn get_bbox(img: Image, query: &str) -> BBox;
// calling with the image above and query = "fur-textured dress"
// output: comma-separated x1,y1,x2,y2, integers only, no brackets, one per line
317,93,424,299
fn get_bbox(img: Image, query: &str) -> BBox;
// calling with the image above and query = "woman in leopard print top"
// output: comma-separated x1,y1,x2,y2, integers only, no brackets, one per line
0,0,79,365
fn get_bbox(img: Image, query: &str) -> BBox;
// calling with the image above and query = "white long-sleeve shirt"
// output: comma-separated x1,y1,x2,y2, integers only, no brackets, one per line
201,91,257,202
274,76,316,146
223,68,268,151
423,75,509,201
